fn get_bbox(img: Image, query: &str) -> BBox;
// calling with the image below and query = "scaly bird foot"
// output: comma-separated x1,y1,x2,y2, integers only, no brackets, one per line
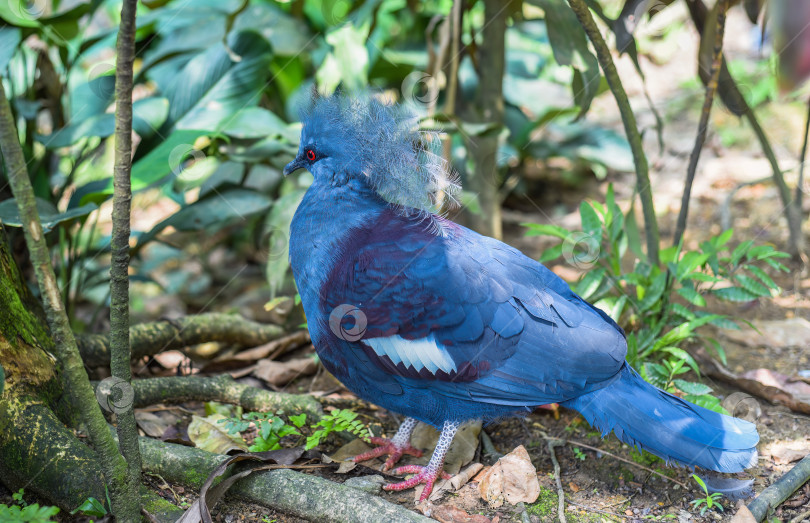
353,437,423,471
383,464,453,502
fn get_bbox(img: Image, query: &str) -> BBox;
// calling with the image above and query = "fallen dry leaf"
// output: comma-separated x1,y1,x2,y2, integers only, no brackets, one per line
764,441,810,465
569,481,580,492
152,350,189,369
411,420,481,474
694,349,810,415
187,414,249,454
252,357,318,386
419,502,491,523
729,505,757,523
203,331,310,372
325,438,371,474
478,445,540,507
721,318,810,349
134,410,173,438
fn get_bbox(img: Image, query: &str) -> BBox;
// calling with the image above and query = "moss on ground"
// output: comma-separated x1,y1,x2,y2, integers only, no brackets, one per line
526,486,618,522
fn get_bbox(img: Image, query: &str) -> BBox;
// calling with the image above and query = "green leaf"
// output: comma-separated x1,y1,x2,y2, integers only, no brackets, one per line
0,26,21,70
523,223,571,240
265,188,307,297
71,497,106,517
624,203,645,261
661,347,700,375
529,0,600,116
685,394,729,415
575,267,606,300
41,97,169,148
0,198,97,233
712,286,758,302
730,240,754,266
676,251,710,281
219,107,290,139
677,286,706,307
638,272,667,312
233,2,313,56
538,243,563,262
673,379,713,395
685,271,722,283
162,30,274,133
131,129,209,192
671,303,696,320
746,265,778,290
734,274,772,297
289,414,307,428
316,22,370,93
705,338,727,366
579,201,602,239
714,228,734,247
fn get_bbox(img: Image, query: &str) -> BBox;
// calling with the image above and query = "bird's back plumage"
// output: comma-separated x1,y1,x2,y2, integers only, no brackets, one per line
287,93,758,480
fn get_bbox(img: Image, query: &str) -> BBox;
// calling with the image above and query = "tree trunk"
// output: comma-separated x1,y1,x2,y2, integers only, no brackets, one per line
0,225,182,520
458,0,515,239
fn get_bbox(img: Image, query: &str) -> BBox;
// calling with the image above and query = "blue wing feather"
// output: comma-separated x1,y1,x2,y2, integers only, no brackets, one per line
320,208,627,403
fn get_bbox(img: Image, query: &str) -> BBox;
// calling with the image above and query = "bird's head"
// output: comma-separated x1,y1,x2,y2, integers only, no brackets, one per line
283,92,458,213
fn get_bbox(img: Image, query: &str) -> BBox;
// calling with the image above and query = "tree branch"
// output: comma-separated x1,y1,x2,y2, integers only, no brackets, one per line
747,454,810,521
110,0,142,517
138,437,431,522
673,0,727,247
76,313,286,367
566,0,660,265
127,375,323,417
0,80,130,516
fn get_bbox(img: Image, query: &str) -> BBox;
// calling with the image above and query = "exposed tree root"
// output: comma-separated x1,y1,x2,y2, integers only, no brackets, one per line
129,374,323,417
0,396,183,521
139,436,432,522
77,313,285,367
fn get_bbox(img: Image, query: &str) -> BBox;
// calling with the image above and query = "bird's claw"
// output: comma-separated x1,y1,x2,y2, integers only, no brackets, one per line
352,436,423,470
383,465,452,502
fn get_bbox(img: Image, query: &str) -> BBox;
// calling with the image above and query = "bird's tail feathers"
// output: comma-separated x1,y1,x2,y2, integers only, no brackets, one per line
563,363,758,473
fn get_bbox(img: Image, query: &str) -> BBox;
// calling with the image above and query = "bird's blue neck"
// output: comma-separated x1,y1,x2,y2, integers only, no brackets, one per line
289,176,386,315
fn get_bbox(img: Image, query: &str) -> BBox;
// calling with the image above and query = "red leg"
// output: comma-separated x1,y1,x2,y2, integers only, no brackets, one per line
353,417,422,471
383,420,459,502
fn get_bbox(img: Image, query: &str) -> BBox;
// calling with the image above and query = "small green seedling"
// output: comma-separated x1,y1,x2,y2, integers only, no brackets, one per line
0,489,60,523
689,474,724,515
70,497,108,517
572,447,587,461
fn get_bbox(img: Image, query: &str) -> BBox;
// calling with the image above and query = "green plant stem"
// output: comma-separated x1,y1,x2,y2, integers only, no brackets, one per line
686,0,803,257
566,0,659,265
796,95,810,220
0,81,131,518
673,0,727,247
110,0,142,519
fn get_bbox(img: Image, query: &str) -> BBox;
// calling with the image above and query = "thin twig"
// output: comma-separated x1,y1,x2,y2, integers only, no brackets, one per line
796,95,810,219
789,507,810,523
673,0,728,247
564,438,689,489
566,0,660,265
546,436,567,523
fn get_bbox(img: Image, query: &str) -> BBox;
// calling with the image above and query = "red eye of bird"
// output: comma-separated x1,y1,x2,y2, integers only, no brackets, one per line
306,149,316,161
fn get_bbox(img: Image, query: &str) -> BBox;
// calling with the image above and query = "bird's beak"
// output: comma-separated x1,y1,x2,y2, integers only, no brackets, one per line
283,156,306,177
